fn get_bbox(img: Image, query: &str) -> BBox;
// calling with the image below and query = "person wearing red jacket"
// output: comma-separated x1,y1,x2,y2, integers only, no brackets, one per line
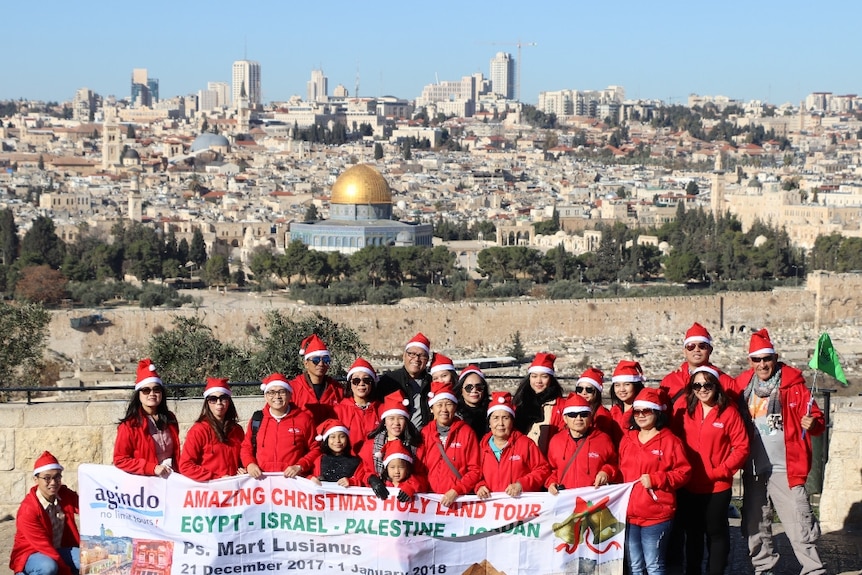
678,366,749,575
573,366,616,439
179,378,245,481
608,360,646,445
378,441,429,502
737,329,826,575
513,353,566,456
113,359,180,477
660,322,738,428
288,334,344,425
476,391,550,498
10,452,80,575
417,381,482,506
619,387,691,575
546,394,618,493
334,358,381,456
240,373,320,478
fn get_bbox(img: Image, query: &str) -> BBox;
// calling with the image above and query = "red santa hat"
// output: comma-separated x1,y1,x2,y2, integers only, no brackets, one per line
260,373,292,394
458,364,486,383
315,418,350,442
427,381,457,407
405,332,431,355
429,353,455,375
203,377,231,398
33,451,63,476
380,392,410,420
684,322,713,347
577,366,605,392
612,360,644,383
527,352,556,376
633,387,667,412
487,391,515,417
134,358,162,390
562,393,593,416
300,334,330,360
690,365,719,380
749,328,776,357
346,357,378,382
381,440,414,467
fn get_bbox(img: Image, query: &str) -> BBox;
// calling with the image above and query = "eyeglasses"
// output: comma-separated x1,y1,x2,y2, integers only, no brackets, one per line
692,382,715,392
206,395,230,404
138,387,162,395
564,412,591,419
575,386,597,394
351,377,374,386
37,474,63,483
685,342,711,351
750,355,775,363
307,356,331,366
464,383,486,393
265,389,288,397
632,409,654,417
405,351,429,361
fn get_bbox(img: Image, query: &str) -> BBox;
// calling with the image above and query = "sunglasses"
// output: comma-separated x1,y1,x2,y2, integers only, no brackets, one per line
206,395,230,404
692,382,715,392
564,411,591,419
685,342,711,351
308,356,332,366
750,355,775,363
138,387,163,395
464,383,486,393
632,409,654,417
351,377,374,385
575,386,597,394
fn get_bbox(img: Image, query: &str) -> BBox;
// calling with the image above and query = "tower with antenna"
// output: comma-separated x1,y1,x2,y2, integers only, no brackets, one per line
486,40,537,101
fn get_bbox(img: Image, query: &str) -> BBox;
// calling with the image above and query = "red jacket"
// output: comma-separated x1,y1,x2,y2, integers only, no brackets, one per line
476,430,551,493
545,428,619,489
10,485,79,575
417,419,482,495
179,421,245,481
619,428,691,526
661,362,738,427
681,402,749,493
608,404,631,445
593,405,616,438
334,397,381,456
113,411,180,476
736,363,825,488
240,404,320,474
288,374,345,425
385,470,430,497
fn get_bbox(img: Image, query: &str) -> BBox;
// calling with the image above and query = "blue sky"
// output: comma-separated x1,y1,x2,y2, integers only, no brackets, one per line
4,0,860,107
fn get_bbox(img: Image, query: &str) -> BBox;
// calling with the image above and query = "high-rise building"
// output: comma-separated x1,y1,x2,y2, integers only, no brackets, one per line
130,68,158,107
307,69,328,102
232,60,261,107
489,52,515,100
72,88,97,121
207,81,230,108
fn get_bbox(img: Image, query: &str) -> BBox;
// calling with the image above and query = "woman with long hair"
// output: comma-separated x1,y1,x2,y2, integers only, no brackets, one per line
334,358,382,456
113,359,180,477
608,360,646,444
513,353,565,455
454,365,491,440
179,378,245,481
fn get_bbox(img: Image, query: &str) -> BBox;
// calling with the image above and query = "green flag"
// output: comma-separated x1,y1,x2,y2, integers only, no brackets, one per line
809,332,848,386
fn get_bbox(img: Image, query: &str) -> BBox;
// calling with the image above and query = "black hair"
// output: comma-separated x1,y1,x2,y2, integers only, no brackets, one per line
685,371,729,417
119,387,175,429
367,416,423,448
195,395,240,443
609,379,645,410
320,430,353,456
513,372,563,434
628,408,669,431
380,457,413,483
343,373,377,399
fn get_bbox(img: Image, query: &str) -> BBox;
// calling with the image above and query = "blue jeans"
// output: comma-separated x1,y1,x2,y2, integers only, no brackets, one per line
626,520,671,575
18,549,80,575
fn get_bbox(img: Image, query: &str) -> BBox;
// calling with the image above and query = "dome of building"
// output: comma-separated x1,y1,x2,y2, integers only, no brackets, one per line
190,132,230,153
122,148,140,160
331,164,392,205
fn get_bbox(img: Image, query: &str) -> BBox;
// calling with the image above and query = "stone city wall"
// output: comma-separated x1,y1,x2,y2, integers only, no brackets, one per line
1,396,860,531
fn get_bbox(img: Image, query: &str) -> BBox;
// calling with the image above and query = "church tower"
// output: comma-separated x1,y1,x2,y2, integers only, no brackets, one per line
102,121,122,169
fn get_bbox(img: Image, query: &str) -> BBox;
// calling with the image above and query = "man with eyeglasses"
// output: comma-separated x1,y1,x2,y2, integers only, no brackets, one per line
376,332,433,429
289,334,344,425
737,328,826,575
660,322,737,425
10,451,80,575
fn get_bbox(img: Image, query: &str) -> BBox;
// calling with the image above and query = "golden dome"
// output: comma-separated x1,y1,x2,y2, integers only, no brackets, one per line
331,164,392,205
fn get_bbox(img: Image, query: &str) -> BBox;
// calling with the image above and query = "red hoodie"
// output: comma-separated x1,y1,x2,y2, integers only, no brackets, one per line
619,427,691,526
9,485,79,575
240,404,320,474
475,430,551,493
113,411,180,476
681,402,749,493
288,374,345,425
417,419,482,495
661,362,738,427
179,421,245,481
334,397,381,456
545,428,619,489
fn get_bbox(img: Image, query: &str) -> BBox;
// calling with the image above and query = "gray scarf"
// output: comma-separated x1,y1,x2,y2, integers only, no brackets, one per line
745,369,783,431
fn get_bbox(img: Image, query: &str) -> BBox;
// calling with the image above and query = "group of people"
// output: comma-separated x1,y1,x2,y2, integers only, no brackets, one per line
11,325,827,575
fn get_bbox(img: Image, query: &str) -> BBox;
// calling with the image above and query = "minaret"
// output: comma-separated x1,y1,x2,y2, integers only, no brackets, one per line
236,83,250,134
711,151,725,217
128,174,143,222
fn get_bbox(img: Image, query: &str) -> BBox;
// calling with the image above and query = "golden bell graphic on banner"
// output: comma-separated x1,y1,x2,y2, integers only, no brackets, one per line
552,512,586,545
587,506,625,544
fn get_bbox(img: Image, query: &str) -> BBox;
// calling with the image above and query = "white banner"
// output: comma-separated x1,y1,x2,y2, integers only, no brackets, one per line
78,464,633,575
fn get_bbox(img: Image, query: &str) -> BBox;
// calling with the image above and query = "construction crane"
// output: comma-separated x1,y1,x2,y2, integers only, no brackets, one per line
486,40,537,101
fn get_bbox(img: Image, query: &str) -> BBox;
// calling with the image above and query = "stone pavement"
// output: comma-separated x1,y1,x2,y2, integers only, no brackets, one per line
1,515,859,574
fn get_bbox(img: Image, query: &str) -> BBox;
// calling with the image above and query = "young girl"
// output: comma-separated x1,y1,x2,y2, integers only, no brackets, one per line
310,419,362,487
380,440,428,501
